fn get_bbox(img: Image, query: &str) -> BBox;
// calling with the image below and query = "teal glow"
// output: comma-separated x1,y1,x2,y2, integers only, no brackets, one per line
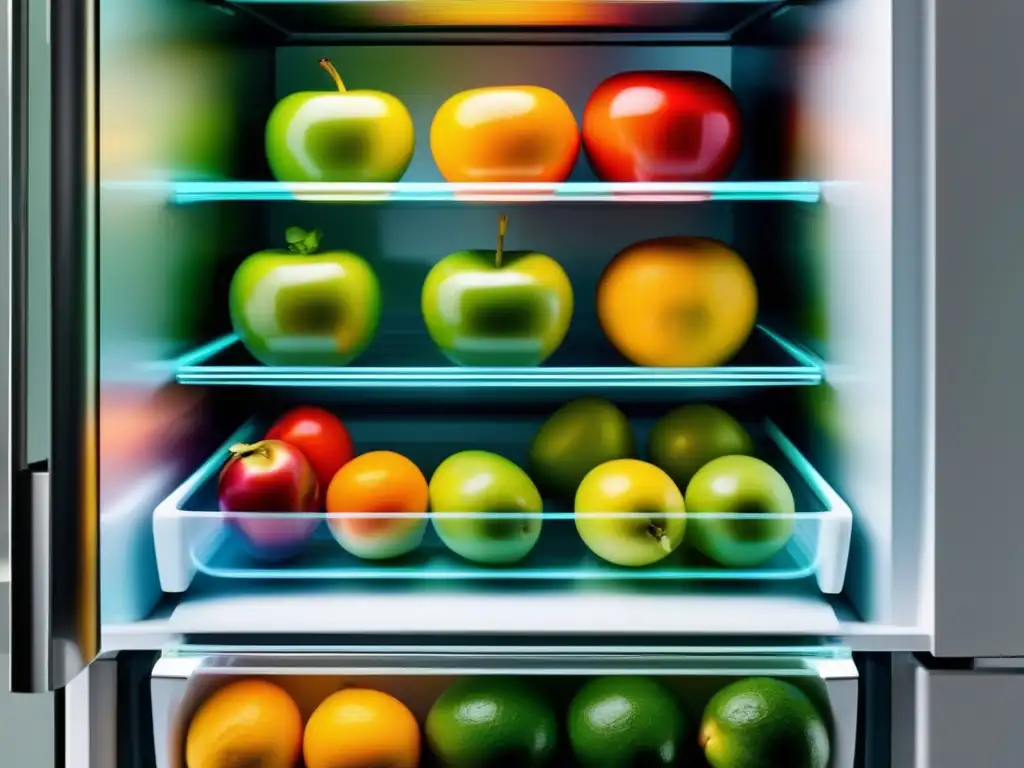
165,181,822,205
175,418,846,582
172,325,823,388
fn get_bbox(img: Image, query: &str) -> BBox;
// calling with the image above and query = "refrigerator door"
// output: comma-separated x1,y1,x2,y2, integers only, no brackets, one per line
893,656,1024,768
931,0,1024,655
6,0,101,692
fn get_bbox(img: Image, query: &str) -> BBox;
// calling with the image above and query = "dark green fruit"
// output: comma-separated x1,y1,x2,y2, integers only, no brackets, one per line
699,677,829,768
646,404,754,489
528,398,635,501
426,677,557,767
567,676,686,767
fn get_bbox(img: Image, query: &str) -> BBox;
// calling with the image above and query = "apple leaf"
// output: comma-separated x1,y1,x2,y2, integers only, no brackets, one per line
303,228,324,253
285,226,323,255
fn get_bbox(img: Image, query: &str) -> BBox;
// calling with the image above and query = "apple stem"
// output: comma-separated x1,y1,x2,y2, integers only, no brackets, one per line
228,442,269,460
285,226,323,255
319,58,346,93
495,214,508,268
646,521,673,553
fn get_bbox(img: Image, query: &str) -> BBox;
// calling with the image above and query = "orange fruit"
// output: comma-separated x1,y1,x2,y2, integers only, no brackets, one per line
430,86,580,183
597,237,758,367
325,451,429,559
185,679,302,768
303,688,421,768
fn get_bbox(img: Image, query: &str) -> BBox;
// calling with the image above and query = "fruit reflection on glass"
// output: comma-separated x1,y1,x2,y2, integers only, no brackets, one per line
575,459,686,567
422,214,574,366
568,676,686,768
700,677,829,768
265,406,355,494
427,677,558,768
583,71,742,182
186,679,303,768
685,455,796,568
325,450,429,560
229,227,382,368
597,237,757,368
304,688,421,768
265,58,414,183
528,397,635,503
218,440,319,560
430,450,543,564
647,404,754,489
431,85,580,182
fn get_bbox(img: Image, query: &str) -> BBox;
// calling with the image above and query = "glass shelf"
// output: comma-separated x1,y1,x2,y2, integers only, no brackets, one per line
217,0,803,42
170,326,823,390
168,181,822,205
152,417,851,593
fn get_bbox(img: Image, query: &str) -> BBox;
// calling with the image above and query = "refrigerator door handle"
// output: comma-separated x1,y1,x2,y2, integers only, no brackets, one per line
7,0,100,692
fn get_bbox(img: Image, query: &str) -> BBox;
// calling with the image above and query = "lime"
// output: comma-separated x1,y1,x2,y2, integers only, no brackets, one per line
567,676,686,767
699,677,829,768
425,677,557,767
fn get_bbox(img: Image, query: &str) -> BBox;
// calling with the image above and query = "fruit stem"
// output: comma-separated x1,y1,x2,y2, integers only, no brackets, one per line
319,58,346,93
285,226,323,255
646,521,674,553
228,442,269,460
495,214,508,268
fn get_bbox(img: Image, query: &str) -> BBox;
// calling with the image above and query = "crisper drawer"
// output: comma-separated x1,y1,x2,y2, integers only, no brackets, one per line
151,649,858,768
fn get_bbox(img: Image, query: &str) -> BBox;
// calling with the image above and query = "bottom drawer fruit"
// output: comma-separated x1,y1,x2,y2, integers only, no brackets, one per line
151,651,858,768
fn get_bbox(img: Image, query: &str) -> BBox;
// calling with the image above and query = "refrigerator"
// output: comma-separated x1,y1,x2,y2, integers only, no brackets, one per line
5,0,1024,765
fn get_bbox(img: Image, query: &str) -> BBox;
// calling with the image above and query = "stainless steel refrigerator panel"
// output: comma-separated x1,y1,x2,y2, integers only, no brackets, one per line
893,656,1024,768
931,0,1024,656
7,0,101,692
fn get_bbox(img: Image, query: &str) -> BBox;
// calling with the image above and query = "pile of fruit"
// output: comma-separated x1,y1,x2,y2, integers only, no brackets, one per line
184,674,830,768
230,220,759,371
217,402,797,569
265,60,742,184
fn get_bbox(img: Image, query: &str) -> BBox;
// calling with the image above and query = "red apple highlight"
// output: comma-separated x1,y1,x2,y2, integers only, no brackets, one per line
582,71,742,182
218,440,320,561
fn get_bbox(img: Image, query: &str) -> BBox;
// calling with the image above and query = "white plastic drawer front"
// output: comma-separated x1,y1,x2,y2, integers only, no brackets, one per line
151,650,858,768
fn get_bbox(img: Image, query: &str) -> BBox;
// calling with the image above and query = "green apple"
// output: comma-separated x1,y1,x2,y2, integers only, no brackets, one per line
265,58,415,183
528,398,635,502
421,215,574,367
647,404,754,489
229,227,381,367
684,455,796,568
575,459,686,567
430,450,544,565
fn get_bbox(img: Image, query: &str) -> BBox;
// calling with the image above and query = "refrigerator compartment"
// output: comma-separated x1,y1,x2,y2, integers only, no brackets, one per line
153,415,852,594
150,648,858,768
172,325,823,390
213,0,805,40
165,180,824,205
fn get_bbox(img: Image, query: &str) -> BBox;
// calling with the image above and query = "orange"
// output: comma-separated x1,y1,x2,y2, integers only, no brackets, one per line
430,86,580,183
325,451,429,560
303,688,421,768
597,237,758,368
185,679,302,768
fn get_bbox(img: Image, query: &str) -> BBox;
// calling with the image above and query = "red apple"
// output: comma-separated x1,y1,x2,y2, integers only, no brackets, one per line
582,71,742,182
265,406,355,494
218,439,320,560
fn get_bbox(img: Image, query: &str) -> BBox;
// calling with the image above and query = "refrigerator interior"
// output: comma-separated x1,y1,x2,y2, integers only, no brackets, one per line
93,0,930,654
